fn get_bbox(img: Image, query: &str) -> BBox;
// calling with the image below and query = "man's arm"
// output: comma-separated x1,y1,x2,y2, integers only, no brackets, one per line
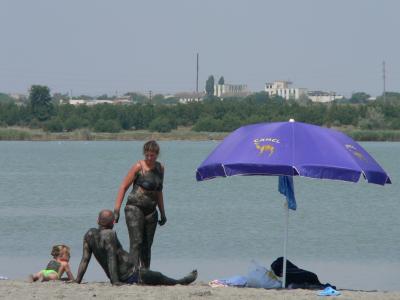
75,234,92,283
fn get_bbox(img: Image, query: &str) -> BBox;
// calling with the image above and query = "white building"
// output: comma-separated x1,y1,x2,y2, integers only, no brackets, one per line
66,98,130,106
9,93,26,100
265,80,308,100
214,83,250,98
307,91,343,103
68,99,87,105
113,97,131,105
175,92,204,104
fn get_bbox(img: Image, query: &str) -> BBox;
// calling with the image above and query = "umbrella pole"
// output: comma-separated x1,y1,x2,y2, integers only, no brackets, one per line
282,202,289,288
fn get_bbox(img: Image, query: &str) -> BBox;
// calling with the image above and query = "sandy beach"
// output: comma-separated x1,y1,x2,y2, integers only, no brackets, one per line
1,280,399,300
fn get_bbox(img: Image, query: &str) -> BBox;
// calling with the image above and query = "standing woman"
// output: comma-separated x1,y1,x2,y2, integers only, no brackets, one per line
114,140,167,270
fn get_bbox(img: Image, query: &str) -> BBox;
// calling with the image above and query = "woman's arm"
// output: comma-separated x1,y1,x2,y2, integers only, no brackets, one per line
113,162,140,223
157,164,167,226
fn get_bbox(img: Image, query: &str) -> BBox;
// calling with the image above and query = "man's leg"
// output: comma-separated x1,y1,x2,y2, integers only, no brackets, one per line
125,205,144,269
141,210,158,269
139,269,198,286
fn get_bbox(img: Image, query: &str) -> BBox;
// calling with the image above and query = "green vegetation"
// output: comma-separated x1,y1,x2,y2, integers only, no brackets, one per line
0,93,14,103
205,75,215,96
0,128,33,140
29,85,53,121
1,85,400,141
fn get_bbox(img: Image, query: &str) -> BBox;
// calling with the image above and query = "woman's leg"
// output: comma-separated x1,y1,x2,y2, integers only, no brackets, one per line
141,210,158,269
125,205,145,269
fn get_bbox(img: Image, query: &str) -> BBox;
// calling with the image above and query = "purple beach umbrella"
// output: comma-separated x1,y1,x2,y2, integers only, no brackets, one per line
196,120,391,287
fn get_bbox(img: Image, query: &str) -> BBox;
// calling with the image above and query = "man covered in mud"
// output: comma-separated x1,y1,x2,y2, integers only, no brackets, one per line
75,209,197,286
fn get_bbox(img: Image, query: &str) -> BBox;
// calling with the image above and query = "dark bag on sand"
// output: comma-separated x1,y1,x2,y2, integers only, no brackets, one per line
270,257,323,288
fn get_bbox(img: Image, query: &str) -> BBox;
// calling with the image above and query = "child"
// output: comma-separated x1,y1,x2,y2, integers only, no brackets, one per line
29,245,74,282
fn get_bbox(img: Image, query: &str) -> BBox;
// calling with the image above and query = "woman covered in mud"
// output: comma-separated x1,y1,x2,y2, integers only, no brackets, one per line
113,140,166,271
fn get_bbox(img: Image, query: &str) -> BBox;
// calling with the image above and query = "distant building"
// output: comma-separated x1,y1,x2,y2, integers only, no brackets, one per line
6,93,27,105
175,92,204,104
68,99,87,105
307,91,343,103
214,83,250,98
9,93,26,101
113,96,131,105
265,80,307,100
66,98,131,106
86,99,114,106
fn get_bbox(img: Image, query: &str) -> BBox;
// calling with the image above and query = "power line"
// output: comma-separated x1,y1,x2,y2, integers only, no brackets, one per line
196,53,199,93
382,60,386,102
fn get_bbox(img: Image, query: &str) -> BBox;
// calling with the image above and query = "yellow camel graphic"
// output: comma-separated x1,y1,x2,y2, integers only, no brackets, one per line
255,143,275,156
345,144,366,160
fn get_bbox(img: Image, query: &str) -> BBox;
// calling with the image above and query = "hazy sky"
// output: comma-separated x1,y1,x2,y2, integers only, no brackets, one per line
1,0,399,97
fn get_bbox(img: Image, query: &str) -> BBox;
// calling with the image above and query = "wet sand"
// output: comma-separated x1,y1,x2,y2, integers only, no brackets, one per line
1,280,400,300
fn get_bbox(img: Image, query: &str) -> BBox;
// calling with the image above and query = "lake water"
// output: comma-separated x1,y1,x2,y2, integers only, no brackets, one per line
0,141,399,291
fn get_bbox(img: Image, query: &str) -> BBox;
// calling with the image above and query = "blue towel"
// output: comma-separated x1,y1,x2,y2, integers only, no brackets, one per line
318,286,341,296
219,275,247,287
278,176,297,210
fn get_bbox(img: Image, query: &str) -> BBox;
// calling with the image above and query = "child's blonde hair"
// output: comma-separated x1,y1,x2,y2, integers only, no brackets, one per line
50,244,70,258
62,245,71,257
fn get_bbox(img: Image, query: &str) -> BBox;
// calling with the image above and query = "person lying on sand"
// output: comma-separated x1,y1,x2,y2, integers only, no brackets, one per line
29,244,74,282
75,209,197,286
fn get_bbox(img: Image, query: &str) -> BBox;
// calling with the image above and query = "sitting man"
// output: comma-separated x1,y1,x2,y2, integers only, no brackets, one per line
75,209,197,286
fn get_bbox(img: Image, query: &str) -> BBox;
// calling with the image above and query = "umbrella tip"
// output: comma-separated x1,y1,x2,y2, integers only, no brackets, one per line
289,118,295,122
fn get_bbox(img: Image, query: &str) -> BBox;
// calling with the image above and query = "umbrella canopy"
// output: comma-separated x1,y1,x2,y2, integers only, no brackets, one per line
195,120,391,288
196,121,391,185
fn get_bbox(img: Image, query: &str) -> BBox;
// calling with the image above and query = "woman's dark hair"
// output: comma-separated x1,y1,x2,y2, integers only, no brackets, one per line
143,140,160,155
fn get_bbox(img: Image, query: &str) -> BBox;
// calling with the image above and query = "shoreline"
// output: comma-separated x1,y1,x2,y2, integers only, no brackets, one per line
1,127,400,142
0,127,227,141
1,281,400,300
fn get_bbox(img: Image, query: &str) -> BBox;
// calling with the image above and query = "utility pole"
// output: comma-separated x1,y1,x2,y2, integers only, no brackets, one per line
382,61,386,102
148,90,152,102
196,53,199,93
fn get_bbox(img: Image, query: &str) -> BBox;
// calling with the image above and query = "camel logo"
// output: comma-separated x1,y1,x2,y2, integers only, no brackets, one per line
254,138,279,156
345,144,366,160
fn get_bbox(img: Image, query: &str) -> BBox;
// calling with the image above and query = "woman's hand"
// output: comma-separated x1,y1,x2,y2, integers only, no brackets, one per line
158,213,167,226
114,209,120,223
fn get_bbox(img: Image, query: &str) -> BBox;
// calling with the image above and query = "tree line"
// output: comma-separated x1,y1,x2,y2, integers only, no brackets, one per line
1,85,400,134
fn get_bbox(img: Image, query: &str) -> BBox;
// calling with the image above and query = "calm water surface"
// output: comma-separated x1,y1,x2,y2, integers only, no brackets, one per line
0,141,399,290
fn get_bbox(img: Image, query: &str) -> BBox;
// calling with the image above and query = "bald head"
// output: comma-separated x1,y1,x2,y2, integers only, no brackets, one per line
98,209,114,228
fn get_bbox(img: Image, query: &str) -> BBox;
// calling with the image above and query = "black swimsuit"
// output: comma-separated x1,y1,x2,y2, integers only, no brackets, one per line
126,161,164,214
135,167,163,191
